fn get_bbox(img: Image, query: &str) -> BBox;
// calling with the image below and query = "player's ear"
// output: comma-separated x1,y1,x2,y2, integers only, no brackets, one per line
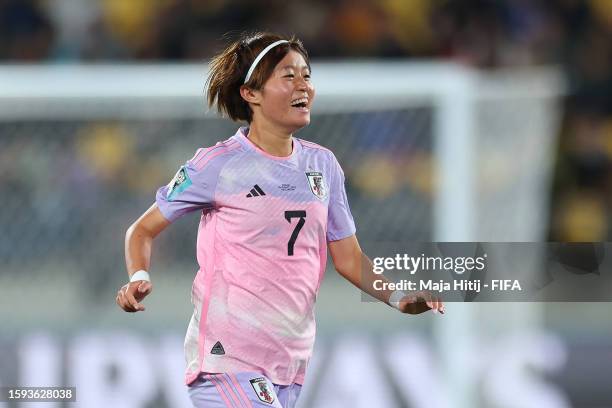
240,85,262,105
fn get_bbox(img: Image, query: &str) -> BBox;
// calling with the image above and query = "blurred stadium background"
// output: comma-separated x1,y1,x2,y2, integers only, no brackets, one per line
1,1,612,407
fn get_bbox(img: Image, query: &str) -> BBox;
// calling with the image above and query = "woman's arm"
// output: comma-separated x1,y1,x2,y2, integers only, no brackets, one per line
117,203,170,313
328,235,444,315
125,203,171,275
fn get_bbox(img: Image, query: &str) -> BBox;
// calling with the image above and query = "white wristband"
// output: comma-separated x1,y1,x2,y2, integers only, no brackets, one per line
389,290,407,310
130,270,150,283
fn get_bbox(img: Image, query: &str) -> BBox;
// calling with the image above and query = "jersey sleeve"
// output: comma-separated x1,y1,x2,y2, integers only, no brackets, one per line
155,148,224,222
326,153,356,241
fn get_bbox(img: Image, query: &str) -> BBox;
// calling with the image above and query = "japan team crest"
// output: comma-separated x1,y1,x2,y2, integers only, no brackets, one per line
250,377,275,404
305,171,328,200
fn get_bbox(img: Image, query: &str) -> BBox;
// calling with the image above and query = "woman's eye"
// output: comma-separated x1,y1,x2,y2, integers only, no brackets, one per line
284,74,295,78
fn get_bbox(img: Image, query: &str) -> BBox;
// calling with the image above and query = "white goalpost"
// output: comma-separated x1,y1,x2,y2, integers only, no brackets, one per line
0,61,563,242
0,62,564,408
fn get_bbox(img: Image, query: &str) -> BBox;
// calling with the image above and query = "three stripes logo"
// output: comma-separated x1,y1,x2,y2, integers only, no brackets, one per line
246,184,266,198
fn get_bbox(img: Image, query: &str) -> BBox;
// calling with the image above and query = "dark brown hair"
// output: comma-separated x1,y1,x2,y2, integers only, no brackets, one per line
206,32,310,123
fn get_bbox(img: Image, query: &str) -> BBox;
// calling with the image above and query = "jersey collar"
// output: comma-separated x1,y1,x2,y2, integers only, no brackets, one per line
234,126,302,162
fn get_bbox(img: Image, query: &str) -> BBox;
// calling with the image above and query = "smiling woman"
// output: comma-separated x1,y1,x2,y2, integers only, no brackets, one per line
117,31,444,408
206,34,312,125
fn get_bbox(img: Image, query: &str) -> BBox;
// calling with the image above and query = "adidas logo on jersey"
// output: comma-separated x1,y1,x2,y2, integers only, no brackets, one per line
246,184,266,198
211,341,225,355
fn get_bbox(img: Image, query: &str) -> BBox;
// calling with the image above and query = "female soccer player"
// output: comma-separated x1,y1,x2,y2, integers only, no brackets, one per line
117,32,444,408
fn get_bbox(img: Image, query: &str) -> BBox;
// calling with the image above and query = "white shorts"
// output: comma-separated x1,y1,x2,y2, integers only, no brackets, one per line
188,372,302,408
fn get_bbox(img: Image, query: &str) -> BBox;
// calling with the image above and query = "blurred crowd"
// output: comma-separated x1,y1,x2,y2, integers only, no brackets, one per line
2,0,612,240
0,0,607,65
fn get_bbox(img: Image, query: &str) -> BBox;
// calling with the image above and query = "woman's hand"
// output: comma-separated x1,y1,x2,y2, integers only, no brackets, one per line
398,291,445,315
116,280,153,313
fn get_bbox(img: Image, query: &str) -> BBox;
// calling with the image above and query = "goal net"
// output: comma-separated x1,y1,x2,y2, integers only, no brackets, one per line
0,62,563,408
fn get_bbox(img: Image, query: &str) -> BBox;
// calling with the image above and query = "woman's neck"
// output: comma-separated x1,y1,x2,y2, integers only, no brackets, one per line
247,121,293,157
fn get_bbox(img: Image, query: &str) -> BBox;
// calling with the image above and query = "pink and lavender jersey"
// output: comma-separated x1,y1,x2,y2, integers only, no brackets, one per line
156,127,356,386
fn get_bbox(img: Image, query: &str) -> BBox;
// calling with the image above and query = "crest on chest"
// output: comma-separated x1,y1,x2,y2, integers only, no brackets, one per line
305,171,328,200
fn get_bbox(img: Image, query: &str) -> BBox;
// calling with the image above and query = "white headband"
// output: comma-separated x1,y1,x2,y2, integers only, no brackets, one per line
243,40,289,84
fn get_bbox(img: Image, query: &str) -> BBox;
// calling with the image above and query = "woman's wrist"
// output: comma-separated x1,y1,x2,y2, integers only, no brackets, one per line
129,270,150,282
388,290,407,310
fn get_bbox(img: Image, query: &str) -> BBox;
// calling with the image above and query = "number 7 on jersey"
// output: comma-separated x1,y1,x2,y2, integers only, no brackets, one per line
284,210,306,256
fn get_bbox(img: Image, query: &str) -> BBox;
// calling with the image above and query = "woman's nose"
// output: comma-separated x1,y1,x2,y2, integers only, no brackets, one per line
295,76,309,90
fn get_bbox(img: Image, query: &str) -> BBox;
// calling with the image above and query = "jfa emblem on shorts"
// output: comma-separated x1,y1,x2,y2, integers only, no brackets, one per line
305,171,327,200
249,377,274,404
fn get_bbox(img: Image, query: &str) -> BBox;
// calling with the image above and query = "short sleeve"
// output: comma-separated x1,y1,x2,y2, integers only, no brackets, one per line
155,149,224,222
326,154,356,241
